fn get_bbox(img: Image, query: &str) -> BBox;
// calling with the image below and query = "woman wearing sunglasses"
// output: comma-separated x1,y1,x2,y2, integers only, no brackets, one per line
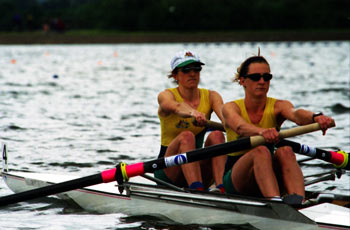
221,55,335,203
154,50,227,192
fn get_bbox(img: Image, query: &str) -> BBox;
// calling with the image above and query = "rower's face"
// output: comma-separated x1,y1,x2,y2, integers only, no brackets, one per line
175,64,201,88
240,62,271,96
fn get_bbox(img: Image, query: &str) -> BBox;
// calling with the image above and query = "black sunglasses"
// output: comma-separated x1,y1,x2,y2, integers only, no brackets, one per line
244,73,273,82
180,66,202,73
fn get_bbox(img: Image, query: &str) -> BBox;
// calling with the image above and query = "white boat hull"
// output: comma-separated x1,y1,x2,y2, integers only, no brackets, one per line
3,171,349,230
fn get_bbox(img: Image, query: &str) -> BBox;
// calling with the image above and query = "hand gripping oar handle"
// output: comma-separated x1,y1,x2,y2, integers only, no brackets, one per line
0,123,325,207
249,122,331,148
205,120,225,132
207,120,348,170
191,118,225,132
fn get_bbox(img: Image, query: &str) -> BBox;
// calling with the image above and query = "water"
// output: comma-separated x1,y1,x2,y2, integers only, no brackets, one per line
0,41,349,229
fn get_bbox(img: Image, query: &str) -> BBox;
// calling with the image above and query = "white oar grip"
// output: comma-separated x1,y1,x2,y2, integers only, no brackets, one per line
250,136,266,148
279,123,321,138
281,122,335,138
250,122,333,148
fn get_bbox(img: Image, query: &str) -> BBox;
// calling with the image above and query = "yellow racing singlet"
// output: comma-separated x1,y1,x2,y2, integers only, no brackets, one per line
226,97,278,156
159,88,212,147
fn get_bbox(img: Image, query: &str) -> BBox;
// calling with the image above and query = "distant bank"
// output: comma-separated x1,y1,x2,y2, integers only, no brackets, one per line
0,30,349,44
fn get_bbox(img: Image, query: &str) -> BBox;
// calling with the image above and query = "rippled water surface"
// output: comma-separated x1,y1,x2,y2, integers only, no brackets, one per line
0,42,349,229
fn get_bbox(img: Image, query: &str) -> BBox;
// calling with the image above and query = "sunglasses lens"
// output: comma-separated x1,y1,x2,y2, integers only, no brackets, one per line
262,73,273,81
246,73,272,82
247,74,261,81
181,66,202,73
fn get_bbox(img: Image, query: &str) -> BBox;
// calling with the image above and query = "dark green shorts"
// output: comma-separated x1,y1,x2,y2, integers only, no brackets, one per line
223,169,239,195
154,168,173,184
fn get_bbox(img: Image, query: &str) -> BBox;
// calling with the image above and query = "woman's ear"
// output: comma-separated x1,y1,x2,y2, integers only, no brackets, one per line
239,77,245,86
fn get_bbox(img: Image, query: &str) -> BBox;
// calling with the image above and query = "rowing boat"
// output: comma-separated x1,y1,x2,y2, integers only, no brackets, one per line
1,124,349,230
2,169,349,230
2,155,349,230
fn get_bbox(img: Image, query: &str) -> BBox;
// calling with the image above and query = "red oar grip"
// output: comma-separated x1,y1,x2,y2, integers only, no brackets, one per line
125,162,145,178
330,151,345,165
330,151,349,169
101,168,117,183
101,163,145,183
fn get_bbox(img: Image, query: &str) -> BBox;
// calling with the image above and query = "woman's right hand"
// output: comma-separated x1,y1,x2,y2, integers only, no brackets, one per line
259,128,279,143
191,110,207,127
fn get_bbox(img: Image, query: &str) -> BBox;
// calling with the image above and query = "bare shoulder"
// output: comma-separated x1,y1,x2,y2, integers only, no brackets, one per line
208,89,219,95
274,99,296,122
275,99,294,112
158,89,175,101
208,89,223,99
158,89,177,116
158,89,176,108
222,101,240,115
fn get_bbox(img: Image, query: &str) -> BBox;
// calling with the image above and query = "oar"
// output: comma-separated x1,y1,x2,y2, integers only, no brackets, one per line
0,123,327,207
276,139,349,170
205,120,225,132
192,118,225,132
205,120,349,170
304,170,337,186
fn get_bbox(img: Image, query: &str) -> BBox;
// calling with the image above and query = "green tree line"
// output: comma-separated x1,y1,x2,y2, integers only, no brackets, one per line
1,0,349,32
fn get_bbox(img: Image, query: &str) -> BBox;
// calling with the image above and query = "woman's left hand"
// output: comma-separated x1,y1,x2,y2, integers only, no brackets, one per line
314,115,335,135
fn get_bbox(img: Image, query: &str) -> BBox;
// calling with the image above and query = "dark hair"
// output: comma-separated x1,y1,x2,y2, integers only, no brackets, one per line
234,56,270,83
168,68,179,84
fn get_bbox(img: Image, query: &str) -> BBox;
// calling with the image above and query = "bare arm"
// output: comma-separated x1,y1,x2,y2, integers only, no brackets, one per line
158,89,207,125
209,90,224,122
276,99,335,135
275,100,311,126
222,102,263,136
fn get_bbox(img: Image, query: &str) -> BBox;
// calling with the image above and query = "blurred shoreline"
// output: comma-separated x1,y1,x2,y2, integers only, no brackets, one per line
0,30,349,44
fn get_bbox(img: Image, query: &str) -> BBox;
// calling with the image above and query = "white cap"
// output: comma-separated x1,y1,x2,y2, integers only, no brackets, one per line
170,50,205,70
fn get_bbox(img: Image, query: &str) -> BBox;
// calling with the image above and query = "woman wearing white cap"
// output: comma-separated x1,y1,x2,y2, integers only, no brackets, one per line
154,50,226,192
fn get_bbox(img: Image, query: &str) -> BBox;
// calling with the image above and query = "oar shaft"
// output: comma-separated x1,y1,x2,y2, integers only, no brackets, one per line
206,120,225,132
0,173,103,207
141,136,252,174
276,139,349,170
192,118,225,132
